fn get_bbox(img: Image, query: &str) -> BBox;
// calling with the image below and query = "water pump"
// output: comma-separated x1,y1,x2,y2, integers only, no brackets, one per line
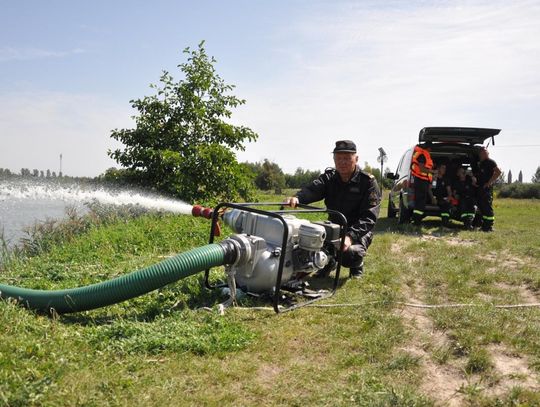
201,203,348,312
221,209,338,292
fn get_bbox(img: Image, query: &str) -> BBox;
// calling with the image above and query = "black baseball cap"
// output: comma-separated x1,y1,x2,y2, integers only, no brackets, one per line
333,140,357,153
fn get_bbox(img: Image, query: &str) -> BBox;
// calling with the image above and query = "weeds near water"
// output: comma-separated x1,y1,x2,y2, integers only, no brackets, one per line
16,201,155,258
0,228,13,269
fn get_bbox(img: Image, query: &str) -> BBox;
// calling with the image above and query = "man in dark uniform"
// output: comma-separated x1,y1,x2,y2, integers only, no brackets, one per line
430,163,452,226
475,147,501,232
450,167,477,230
284,140,380,278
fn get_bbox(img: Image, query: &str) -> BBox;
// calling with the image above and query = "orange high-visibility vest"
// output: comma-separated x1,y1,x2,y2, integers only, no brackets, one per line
411,146,433,181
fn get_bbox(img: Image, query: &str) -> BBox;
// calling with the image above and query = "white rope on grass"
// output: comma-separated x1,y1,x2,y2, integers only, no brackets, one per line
402,302,540,309
200,301,540,314
305,301,540,309
195,296,540,314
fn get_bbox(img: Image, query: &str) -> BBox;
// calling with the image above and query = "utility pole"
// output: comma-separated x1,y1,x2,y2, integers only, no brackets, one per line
59,153,63,177
377,147,387,194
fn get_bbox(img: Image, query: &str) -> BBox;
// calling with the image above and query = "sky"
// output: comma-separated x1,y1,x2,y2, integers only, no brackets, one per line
1,0,539,180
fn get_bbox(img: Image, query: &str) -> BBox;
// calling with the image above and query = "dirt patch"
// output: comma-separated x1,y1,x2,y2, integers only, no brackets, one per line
391,242,404,254
487,344,539,395
421,361,467,407
445,237,477,247
495,282,540,304
256,363,283,387
396,284,467,406
421,234,440,242
420,234,476,247
479,250,528,272
396,305,466,406
516,285,540,304
476,292,494,302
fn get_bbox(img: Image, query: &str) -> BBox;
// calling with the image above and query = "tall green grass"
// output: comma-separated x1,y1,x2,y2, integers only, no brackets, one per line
1,196,539,406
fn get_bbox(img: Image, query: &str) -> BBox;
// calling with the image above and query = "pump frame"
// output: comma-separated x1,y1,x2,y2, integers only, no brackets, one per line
203,202,348,313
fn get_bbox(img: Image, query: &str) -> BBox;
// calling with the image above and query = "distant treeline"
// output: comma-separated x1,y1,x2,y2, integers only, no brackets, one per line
0,167,95,184
239,159,393,193
0,157,392,197
1,168,62,179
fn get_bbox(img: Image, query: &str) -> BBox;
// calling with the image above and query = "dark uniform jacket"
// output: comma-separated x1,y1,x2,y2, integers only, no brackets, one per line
433,176,450,201
295,167,381,243
452,175,475,200
477,158,498,187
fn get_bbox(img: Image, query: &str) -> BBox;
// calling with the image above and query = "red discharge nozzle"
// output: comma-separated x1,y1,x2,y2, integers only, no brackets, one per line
192,205,213,219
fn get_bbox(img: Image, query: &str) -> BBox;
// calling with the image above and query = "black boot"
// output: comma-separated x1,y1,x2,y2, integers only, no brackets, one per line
441,216,450,227
464,218,473,230
481,223,494,232
472,213,483,228
349,261,364,279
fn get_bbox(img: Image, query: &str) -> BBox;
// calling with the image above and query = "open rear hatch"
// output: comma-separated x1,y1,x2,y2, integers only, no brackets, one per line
419,127,500,145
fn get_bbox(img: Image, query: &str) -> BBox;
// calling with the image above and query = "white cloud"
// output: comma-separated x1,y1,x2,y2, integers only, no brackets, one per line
0,91,132,176
234,0,540,179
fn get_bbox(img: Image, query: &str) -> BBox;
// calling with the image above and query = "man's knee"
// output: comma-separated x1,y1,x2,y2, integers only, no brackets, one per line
341,233,373,268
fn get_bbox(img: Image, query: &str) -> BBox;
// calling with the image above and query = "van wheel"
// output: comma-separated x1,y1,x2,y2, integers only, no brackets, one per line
398,196,411,224
387,199,397,218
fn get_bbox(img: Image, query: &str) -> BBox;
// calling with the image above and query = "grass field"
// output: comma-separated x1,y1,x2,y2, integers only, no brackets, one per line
1,195,539,406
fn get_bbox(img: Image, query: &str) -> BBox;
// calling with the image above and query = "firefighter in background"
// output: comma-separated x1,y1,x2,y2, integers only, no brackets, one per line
429,162,452,226
475,147,501,232
411,144,434,225
450,167,477,230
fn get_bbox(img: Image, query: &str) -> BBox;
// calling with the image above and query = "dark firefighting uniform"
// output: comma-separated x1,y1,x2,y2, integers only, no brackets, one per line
476,158,498,230
295,166,380,268
411,146,433,224
433,175,451,223
452,175,476,227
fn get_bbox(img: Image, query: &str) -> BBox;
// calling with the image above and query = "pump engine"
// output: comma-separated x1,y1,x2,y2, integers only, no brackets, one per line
220,208,342,293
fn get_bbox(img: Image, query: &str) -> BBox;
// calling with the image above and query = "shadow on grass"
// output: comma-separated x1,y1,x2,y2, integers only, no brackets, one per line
375,216,467,236
59,273,230,326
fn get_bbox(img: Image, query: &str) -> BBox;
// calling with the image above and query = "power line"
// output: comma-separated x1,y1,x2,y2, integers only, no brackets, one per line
493,144,540,148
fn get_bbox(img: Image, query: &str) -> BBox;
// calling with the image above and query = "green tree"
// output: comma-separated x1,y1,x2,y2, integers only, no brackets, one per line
251,159,286,193
363,162,392,189
532,166,540,183
285,168,321,189
108,41,258,203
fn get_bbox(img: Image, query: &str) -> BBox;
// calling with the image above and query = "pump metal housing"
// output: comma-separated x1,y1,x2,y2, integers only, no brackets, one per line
204,202,348,313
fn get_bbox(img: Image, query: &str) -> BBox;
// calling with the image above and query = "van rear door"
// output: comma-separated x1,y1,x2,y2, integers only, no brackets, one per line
419,127,500,145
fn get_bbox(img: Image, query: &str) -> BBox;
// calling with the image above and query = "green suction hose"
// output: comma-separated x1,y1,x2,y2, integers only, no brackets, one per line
0,243,229,314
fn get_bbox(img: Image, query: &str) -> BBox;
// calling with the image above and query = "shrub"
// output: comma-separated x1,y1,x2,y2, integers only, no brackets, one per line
498,183,540,199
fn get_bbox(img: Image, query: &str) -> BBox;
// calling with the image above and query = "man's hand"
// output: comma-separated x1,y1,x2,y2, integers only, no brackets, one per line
283,197,299,208
342,235,353,251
